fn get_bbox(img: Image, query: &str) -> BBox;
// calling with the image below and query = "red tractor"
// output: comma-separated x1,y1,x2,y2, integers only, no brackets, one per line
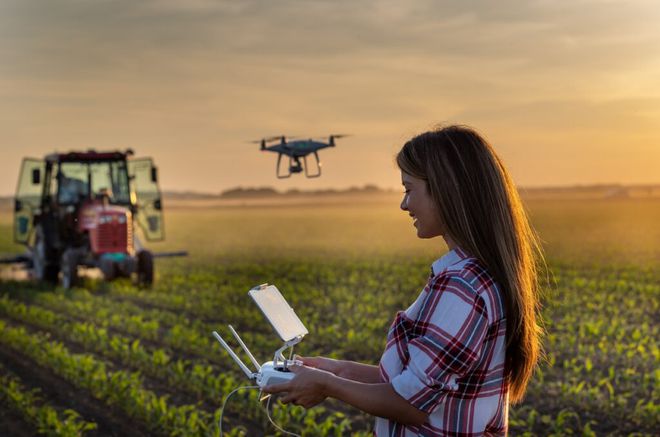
13,150,172,288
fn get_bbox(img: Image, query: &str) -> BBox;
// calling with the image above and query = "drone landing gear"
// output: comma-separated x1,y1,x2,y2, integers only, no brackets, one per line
303,151,321,178
276,154,292,179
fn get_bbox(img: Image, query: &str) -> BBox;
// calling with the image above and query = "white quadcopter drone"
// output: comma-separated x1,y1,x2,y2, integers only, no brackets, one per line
212,284,308,388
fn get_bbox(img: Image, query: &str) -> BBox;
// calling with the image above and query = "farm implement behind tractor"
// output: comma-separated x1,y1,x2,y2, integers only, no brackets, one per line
4,149,186,289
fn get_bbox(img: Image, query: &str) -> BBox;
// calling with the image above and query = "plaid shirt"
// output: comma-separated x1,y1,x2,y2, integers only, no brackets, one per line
376,248,508,436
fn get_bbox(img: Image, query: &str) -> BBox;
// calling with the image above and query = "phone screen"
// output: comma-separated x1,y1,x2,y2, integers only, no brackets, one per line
248,285,308,342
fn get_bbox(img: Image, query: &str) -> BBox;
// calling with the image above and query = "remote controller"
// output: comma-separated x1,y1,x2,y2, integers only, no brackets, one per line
256,361,298,387
213,284,308,391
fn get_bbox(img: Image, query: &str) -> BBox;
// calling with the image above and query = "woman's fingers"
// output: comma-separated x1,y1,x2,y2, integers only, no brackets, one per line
298,355,319,366
261,381,290,394
279,395,315,407
298,356,335,373
280,393,296,404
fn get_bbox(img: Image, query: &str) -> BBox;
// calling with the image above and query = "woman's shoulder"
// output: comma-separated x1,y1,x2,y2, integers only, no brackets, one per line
428,254,504,323
430,251,493,290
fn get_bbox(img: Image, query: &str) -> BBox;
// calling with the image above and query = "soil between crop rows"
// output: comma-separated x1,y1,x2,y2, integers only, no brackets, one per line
0,400,34,437
0,344,149,437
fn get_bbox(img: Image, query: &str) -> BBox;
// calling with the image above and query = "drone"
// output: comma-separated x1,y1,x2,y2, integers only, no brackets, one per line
251,134,349,178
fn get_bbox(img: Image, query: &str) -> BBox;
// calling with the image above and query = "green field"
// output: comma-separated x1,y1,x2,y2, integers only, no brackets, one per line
0,194,658,436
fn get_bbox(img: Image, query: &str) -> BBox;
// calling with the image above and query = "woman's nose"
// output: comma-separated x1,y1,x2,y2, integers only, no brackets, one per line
400,196,408,211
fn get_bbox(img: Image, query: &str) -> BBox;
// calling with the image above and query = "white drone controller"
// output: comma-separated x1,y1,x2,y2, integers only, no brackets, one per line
212,284,309,389
257,361,298,387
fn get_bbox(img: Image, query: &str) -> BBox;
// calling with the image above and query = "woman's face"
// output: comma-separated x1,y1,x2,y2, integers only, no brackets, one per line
400,172,445,239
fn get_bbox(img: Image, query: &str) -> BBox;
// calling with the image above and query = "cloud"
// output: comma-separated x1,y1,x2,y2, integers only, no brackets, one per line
0,0,659,192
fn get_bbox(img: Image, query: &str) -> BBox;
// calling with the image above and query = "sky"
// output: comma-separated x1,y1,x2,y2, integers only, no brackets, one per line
1,0,659,195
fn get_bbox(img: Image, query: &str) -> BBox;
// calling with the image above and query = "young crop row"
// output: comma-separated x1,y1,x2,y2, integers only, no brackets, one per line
37,288,191,332
11,290,237,367
11,289,285,385
0,319,225,436
0,297,259,413
0,363,97,436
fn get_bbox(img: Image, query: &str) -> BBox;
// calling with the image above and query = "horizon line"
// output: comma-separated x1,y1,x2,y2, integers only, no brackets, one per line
3,181,660,199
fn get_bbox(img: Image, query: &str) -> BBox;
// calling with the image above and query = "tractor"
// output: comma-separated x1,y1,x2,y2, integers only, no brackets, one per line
12,149,173,288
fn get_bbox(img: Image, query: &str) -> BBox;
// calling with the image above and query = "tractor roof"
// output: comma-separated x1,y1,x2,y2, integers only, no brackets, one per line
46,149,134,163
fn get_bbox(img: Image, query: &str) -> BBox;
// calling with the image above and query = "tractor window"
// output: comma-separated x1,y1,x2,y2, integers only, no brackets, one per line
90,162,130,204
58,163,89,204
128,158,164,241
14,158,45,244
48,163,59,201
111,161,131,204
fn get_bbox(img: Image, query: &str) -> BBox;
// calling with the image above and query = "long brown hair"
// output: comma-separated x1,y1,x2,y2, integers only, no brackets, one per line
396,124,543,403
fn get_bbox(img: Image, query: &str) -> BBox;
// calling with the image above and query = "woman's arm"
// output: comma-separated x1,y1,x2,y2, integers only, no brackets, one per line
337,361,382,383
262,365,428,427
299,356,382,383
324,374,428,426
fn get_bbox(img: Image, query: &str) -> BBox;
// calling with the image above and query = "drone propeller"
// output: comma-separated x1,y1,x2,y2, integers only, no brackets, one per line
260,135,303,143
307,134,351,142
265,135,285,142
247,136,294,146
308,134,352,142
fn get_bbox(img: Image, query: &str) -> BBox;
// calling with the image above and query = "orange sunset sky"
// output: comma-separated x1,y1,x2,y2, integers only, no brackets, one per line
0,0,659,195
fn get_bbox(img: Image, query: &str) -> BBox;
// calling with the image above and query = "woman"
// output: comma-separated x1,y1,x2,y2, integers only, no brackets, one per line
263,125,543,436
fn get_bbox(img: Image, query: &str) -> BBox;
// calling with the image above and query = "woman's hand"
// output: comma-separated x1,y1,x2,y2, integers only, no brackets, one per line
297,355,382,383
261,364,335,409
295,355,343,376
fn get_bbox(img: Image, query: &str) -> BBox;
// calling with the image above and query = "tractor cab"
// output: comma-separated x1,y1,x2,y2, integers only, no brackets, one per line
14,150,164,287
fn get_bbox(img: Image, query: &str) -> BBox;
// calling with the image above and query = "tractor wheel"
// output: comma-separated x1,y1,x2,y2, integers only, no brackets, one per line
136,250,154,287
32,225,58,284
100,257,116,281
60,249,79,289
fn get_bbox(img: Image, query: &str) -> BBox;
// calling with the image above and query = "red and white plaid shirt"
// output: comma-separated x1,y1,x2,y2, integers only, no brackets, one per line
377,248,508,436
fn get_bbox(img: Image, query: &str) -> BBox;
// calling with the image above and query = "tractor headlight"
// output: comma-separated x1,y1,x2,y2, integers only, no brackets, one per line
117,215,127,224
99,215,113,224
